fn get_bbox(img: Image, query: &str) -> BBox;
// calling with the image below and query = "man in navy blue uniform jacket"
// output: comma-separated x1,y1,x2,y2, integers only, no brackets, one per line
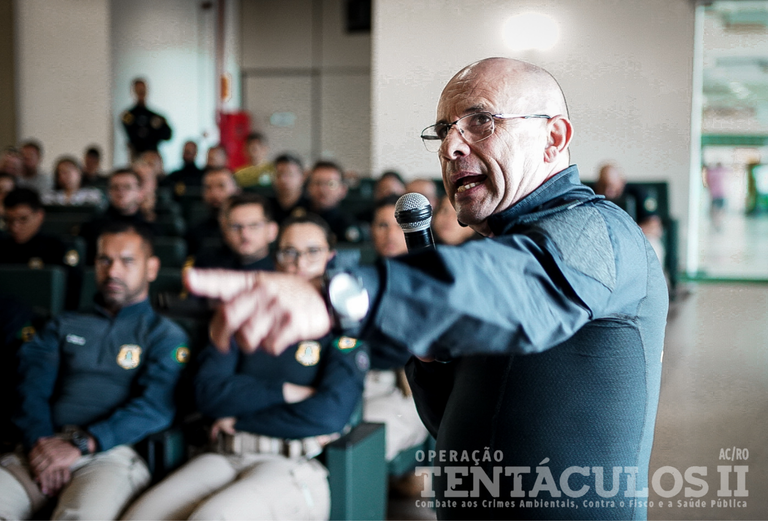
186,58,668,520
0,222,188,520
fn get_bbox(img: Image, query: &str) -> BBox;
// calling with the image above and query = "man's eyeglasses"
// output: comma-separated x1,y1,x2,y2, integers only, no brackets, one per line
420,112,551,153
276,247,328,265
226,222,266,233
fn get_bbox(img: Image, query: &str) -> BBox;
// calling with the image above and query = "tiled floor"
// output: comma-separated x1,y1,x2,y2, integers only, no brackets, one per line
648,282,768,519
697,211,768,279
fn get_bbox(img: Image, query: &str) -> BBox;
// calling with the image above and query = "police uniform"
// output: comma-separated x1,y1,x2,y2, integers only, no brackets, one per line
123,335,367,521
349,166,667,520
193,244,275,271
184,212,222,257
313,206,365,243
0,298,189,520
121,104,172,157
160,162,205,199
0,296,38,450
0,232,83,310
267,195,311,225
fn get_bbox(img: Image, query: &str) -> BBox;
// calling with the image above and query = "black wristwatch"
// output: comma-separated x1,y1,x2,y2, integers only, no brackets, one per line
324,270,370,332
68,428,92,455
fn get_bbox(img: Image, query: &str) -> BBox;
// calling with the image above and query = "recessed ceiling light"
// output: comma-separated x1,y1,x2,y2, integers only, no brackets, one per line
503,13,560,51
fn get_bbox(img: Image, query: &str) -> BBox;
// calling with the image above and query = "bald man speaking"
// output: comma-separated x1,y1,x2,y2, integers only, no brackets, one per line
186,58,667,520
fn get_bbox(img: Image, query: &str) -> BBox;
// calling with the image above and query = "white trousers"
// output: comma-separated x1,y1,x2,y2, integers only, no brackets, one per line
121,453,330,521
0,445,150,520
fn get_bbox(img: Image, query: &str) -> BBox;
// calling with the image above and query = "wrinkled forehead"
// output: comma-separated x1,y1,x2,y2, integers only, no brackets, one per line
436,61,555,121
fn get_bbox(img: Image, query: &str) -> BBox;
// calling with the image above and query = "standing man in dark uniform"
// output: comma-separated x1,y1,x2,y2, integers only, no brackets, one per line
0,221,189,520
121,78,172,161
185,58,668,520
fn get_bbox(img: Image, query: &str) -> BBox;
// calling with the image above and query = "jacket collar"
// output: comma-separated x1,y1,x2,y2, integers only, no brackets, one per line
487,165,600,236
94,297,153,319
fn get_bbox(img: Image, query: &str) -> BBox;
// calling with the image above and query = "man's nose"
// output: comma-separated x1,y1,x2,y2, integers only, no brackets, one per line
440,125,470,160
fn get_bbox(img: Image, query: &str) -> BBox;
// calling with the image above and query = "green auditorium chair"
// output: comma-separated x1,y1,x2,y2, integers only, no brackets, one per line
153,237,188,268
0,265,67,316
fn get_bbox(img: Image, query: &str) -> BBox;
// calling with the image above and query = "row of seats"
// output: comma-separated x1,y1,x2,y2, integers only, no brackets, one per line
0,264,431,520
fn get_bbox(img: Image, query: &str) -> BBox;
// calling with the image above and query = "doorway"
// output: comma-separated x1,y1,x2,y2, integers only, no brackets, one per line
693,1,768,280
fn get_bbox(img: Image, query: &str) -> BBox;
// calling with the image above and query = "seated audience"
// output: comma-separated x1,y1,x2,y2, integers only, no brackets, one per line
0,188,82,309
0,172,17,221
194,193,277,271
234,132,275,188
79,169,155,264
365,196,429,463
594,162,664,261
41,156,105,209
162,140,204,198
123,214,366,521
306,160,364,243
205,144,228,172
405,178,439,211
374,171,406,201
185,167,240,256
80,145,106,189
18,140,52,194
0,147,23,179
0,222,189,520
132,157,159,222
268,153,309,224
358,171,407,224
432,194,481,246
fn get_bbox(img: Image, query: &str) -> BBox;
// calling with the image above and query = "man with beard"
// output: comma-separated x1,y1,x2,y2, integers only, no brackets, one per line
0,221,189,520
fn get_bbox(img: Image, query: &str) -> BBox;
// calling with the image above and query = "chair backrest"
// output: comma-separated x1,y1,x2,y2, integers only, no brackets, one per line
40,213,93,237
154,237,188,268
154,214,186,237
0,265,67,316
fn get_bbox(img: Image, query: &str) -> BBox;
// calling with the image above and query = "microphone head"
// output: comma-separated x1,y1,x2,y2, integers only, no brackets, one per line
395,192,432,232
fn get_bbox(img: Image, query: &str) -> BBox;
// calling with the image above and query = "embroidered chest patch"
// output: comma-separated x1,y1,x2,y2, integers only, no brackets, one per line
295,341,321,367
117,344,142,370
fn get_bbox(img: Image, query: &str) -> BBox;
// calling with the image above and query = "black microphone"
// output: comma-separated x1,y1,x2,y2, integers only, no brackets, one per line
395,192,436,253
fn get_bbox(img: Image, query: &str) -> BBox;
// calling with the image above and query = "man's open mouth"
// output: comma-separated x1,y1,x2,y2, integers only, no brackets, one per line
456,175,486,194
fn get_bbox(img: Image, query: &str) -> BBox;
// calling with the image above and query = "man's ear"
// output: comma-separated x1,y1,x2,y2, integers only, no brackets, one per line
544,115,573,163
267,221,279,243
146,255,160,283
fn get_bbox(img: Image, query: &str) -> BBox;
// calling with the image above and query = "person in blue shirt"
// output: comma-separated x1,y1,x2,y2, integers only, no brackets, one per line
0,221,189,520
123,214,367,520
185,58,667,520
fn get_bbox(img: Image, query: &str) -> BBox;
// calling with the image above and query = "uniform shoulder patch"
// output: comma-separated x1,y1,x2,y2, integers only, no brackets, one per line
536,205,616,290
20,325,36,343
173,345,190,364
296,341,321,366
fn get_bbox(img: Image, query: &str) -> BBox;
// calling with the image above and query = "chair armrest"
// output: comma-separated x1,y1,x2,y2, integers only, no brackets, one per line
322,422,387,521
